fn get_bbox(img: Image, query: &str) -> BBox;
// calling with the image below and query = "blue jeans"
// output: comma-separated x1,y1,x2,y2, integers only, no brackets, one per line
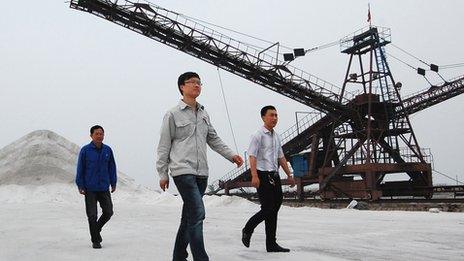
173,175,209,261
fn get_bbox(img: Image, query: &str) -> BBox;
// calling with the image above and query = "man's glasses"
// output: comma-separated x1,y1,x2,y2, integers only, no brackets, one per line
184,80,203,86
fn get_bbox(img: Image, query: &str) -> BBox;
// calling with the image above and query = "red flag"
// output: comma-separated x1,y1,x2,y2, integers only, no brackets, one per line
367,4,371,23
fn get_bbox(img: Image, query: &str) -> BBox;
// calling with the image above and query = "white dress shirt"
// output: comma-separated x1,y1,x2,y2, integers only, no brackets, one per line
247,126,284,172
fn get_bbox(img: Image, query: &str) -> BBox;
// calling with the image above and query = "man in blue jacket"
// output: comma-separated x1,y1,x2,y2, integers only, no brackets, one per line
76,125,117,249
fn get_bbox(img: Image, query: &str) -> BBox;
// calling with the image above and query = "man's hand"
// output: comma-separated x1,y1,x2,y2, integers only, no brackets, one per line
160,179,169,191
78,188,86,195
251,175,260,188
111,185,116,193
232,155,244,167
287,175,296,188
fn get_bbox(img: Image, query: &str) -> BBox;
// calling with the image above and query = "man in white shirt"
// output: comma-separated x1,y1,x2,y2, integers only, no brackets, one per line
241,105,295,252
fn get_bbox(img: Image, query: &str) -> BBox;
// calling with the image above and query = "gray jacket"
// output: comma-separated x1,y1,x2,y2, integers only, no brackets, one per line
156,100,235,180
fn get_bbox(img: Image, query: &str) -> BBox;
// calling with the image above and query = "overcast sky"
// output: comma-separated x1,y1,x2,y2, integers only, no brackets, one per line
1,0,463,189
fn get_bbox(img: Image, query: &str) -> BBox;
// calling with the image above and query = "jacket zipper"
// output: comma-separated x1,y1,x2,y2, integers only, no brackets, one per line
195,110,199,174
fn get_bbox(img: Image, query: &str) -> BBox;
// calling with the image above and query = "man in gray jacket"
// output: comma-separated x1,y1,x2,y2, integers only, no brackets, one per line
157,71,243,261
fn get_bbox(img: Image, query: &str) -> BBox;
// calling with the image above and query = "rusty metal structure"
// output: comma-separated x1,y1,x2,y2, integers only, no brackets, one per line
70,0,464,200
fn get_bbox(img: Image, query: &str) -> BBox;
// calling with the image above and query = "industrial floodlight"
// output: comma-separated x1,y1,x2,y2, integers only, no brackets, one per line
293,48,305,57
417,67,426,76
283,53,294,61
430,64,439,72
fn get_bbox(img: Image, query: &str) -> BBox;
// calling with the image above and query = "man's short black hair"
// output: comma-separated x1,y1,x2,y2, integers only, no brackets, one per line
260,105,276,117
177,72,200,95
90,125,104,135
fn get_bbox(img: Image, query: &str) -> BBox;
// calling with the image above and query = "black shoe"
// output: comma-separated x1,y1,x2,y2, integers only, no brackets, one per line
266,243,290,252
92,242,102,249
241,228,251,248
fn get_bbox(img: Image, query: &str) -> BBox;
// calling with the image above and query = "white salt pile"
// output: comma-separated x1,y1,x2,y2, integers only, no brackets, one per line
0,130,155,203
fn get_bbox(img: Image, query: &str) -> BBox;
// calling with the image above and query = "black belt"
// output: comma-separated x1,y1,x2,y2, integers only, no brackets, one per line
257,170,278,174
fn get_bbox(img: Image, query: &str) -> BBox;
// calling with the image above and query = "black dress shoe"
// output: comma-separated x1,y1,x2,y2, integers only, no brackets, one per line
241,228,251,248
266,243,290,252
92,242,102,249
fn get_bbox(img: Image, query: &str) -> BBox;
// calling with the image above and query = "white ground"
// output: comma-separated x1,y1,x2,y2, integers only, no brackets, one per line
1,185,463,261
1,131,463,260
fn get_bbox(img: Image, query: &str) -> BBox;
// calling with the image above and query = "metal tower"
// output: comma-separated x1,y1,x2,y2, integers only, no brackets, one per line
70,0,464,200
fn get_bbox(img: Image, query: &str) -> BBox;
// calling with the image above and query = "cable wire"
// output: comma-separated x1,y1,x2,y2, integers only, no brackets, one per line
182,14,293,51
305,40,341,54
433,169,464,185
138,0,292,53
441,62,464,69
391,43,430,66
385,51,417,71
216,68,240,153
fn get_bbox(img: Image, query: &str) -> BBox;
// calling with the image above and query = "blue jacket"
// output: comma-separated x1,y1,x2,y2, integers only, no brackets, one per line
76,142,117,192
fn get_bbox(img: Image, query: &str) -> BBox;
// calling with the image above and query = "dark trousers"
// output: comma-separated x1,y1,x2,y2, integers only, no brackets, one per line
173,175,209,261
84,191,113,243
244,171,283,246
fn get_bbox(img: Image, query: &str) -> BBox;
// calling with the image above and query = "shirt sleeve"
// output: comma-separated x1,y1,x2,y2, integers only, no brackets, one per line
205,114,235,161
247,132,261,158
156,112,175,180
109,148,117,187
277,135,285,159
75,148,86,189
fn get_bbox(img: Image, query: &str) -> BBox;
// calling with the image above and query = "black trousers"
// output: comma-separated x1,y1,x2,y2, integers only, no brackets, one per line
84,191,113,243
244,171,283,246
